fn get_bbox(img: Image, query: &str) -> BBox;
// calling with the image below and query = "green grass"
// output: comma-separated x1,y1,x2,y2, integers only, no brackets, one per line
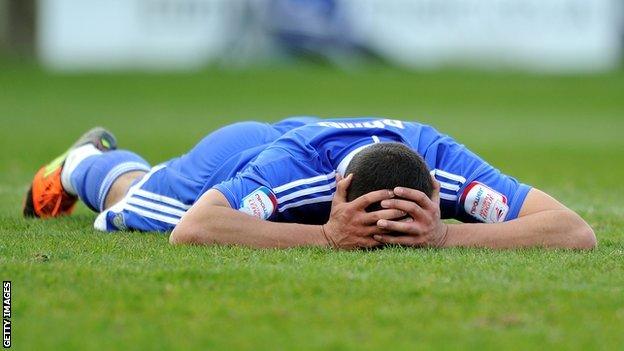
1,60,623,350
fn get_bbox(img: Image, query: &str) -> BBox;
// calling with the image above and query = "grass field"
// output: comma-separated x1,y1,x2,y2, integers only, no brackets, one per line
1,59,623,350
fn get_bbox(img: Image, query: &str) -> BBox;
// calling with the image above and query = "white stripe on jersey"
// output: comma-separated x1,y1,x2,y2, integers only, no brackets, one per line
133,189,192,210
124,204,181,225
430,169,466,184
278,195,334,212
430,169,465,202
437,181,460,192
273,172,336,194
94,164,166,231
277,181,336,205
127,197,186,218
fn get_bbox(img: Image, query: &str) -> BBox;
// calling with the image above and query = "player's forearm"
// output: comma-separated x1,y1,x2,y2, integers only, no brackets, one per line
442,209,596,249
170,205,329,249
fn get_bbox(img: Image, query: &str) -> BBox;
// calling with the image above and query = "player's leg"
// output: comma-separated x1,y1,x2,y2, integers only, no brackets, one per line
66,149,150,212
26,120,304,229
164,121,286,195
95,121,288,232
23,127,150,218
103,171,146,210
169,118,318,187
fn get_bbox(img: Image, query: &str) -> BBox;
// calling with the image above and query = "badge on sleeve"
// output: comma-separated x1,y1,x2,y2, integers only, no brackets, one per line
460,182,509,223
239,187,278,220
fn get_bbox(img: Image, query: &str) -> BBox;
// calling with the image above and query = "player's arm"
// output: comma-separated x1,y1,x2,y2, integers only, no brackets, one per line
170,175,402,249
373,182,596,250
170,189,327,248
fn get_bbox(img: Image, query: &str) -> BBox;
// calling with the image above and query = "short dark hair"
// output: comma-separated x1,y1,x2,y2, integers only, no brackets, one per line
345,143,433,211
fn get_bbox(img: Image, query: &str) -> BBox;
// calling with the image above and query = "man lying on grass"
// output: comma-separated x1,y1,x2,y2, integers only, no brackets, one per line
23,117,596,250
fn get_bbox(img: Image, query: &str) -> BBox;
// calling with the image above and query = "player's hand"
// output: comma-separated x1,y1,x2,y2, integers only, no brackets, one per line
372,179,449,248
322,174,404,250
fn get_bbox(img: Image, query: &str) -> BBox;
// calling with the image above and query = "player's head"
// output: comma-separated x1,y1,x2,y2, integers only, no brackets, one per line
345,143,433,211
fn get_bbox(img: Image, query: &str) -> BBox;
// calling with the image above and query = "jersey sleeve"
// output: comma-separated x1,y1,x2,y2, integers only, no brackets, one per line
425,137,532,223
212,146,331,221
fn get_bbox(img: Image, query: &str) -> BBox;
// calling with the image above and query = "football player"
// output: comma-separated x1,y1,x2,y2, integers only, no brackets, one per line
24,117,595,250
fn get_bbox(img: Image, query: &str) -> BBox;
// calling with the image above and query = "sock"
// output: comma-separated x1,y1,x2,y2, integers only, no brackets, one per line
65,150,151,212
61,144,103,195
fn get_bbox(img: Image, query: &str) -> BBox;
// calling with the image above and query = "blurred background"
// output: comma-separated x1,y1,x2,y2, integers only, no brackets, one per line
1,0,622,72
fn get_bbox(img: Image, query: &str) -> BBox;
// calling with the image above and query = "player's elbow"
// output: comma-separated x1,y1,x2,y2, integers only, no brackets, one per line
169,218,215,246
565,211,596,250
169,223,194,245
574,223,596,250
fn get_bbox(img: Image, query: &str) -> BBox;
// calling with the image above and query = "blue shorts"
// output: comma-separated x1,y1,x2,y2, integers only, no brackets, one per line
94,117,318,232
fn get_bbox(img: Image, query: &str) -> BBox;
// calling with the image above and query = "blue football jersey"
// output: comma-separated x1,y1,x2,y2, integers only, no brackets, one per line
95,117,322,232
213,118,531,225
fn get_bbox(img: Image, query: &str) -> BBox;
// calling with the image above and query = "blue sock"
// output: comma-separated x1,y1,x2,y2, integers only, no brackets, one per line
70,150,151,212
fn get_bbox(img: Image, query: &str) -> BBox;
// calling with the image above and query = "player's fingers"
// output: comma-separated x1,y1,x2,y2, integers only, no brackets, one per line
380,198,426,220
372,234,426,247
376,218,424,236
393,187,436,212
430,176,441,206
352,189,395,210
356,237,384,249
333,173,352,205
361,209,407,224
361,223,396,237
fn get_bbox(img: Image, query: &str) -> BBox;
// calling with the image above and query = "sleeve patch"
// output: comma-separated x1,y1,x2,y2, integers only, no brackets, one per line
460,182,509,223
239,187,278,220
